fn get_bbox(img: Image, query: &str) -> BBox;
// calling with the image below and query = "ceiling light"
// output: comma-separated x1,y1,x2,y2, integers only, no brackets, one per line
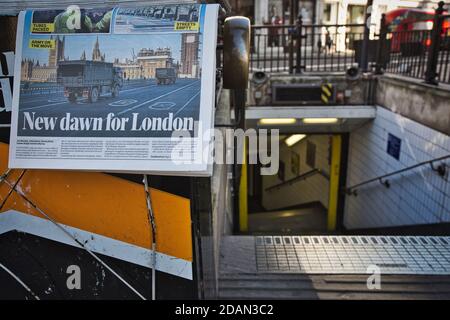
302,118,339,124
285,134,306,147
259,118,297,125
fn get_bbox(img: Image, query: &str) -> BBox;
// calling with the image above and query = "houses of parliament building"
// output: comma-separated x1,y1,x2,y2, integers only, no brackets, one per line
21,35,65,82
21,34,199,82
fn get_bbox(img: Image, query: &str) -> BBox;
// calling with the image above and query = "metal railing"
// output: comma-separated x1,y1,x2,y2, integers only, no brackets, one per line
298,23,365,73
265,168,329,192
437,15,450,84
345,154,449,196
377,2,450,85
251,25,294,73
250,21,365,74
20,84,63,95
249,1,450,84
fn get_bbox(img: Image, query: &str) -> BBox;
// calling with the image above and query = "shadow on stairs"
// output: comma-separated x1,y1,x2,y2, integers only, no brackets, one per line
219,236,450,300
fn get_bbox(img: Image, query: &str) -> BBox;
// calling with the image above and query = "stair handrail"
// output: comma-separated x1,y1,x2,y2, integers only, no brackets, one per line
346,154,449,196
265,168,329,192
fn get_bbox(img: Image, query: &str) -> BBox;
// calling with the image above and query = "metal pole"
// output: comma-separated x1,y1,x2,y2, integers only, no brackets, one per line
425,1,445,85
288,0,295,74
375,13,387,74
360,0,374,71
295,15,303,74
289,0,294,25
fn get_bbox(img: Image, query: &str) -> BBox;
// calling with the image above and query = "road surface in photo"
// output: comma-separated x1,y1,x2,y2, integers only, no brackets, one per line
17,78,201,137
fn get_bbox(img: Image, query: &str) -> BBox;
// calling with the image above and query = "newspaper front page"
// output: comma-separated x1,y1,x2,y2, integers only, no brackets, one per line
9,4,218,176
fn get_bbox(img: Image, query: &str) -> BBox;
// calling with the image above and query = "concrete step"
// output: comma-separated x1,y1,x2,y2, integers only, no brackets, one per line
220,278,450,292
218,236,450,299
218,287,450,300
218,273,450,300
219,272,450,283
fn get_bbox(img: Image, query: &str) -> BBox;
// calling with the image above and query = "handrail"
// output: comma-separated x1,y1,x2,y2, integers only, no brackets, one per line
265,168,329,192
346,154,450,196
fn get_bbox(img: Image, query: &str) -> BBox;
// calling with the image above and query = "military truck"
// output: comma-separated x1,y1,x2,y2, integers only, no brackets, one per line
57,60,123,103
155,67,177,85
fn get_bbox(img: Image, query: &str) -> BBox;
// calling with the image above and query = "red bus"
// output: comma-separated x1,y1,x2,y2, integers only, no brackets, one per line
385,8,449,53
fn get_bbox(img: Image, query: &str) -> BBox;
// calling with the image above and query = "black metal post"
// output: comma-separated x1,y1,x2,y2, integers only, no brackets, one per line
295,15,303,74
425,1,445,85
375,13,387,74
293,0,299,24
288,0,295,73
289,0,295,25
288,35,294,74
360,0,374,71
336,133,349,231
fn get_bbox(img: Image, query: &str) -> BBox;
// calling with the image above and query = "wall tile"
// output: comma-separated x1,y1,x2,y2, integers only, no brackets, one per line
345,107,450,229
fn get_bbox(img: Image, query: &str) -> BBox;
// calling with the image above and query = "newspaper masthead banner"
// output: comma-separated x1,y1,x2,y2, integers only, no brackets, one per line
9,4,218,176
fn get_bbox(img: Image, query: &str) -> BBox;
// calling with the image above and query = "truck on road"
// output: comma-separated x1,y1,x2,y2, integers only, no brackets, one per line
155,67,177,85
57,60,123,103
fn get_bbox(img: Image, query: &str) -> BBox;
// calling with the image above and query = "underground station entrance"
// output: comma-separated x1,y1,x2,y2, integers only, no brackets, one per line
0,0,450,302
219,78,450,299
221,127,450,299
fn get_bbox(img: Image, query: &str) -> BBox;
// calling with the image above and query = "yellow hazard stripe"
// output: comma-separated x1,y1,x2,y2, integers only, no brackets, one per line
321,94,329,104
239,139,248,232
328,135,341,231
322,85,332,97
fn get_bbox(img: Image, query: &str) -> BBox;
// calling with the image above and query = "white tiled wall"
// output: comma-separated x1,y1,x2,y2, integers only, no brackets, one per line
345,107,450,229
262,135,330,211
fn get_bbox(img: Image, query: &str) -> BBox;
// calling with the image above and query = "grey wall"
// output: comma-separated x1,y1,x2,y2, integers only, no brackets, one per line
207,89,234,297
248,73,372,106
376,74,450,136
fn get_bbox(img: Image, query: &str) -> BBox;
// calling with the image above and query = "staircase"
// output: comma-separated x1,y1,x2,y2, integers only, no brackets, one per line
218,236,450,300
219,272,450,300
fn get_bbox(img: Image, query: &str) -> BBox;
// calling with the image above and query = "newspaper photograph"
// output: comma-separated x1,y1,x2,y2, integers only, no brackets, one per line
9,4,218,175
31,7,113,34
114,5,200,33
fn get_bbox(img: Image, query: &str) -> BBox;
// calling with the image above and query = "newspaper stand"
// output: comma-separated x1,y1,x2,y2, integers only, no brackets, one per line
0,1,249,300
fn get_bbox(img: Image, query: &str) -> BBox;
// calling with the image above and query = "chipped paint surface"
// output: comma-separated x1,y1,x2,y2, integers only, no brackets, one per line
0,143,193,265
0,210,193,280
